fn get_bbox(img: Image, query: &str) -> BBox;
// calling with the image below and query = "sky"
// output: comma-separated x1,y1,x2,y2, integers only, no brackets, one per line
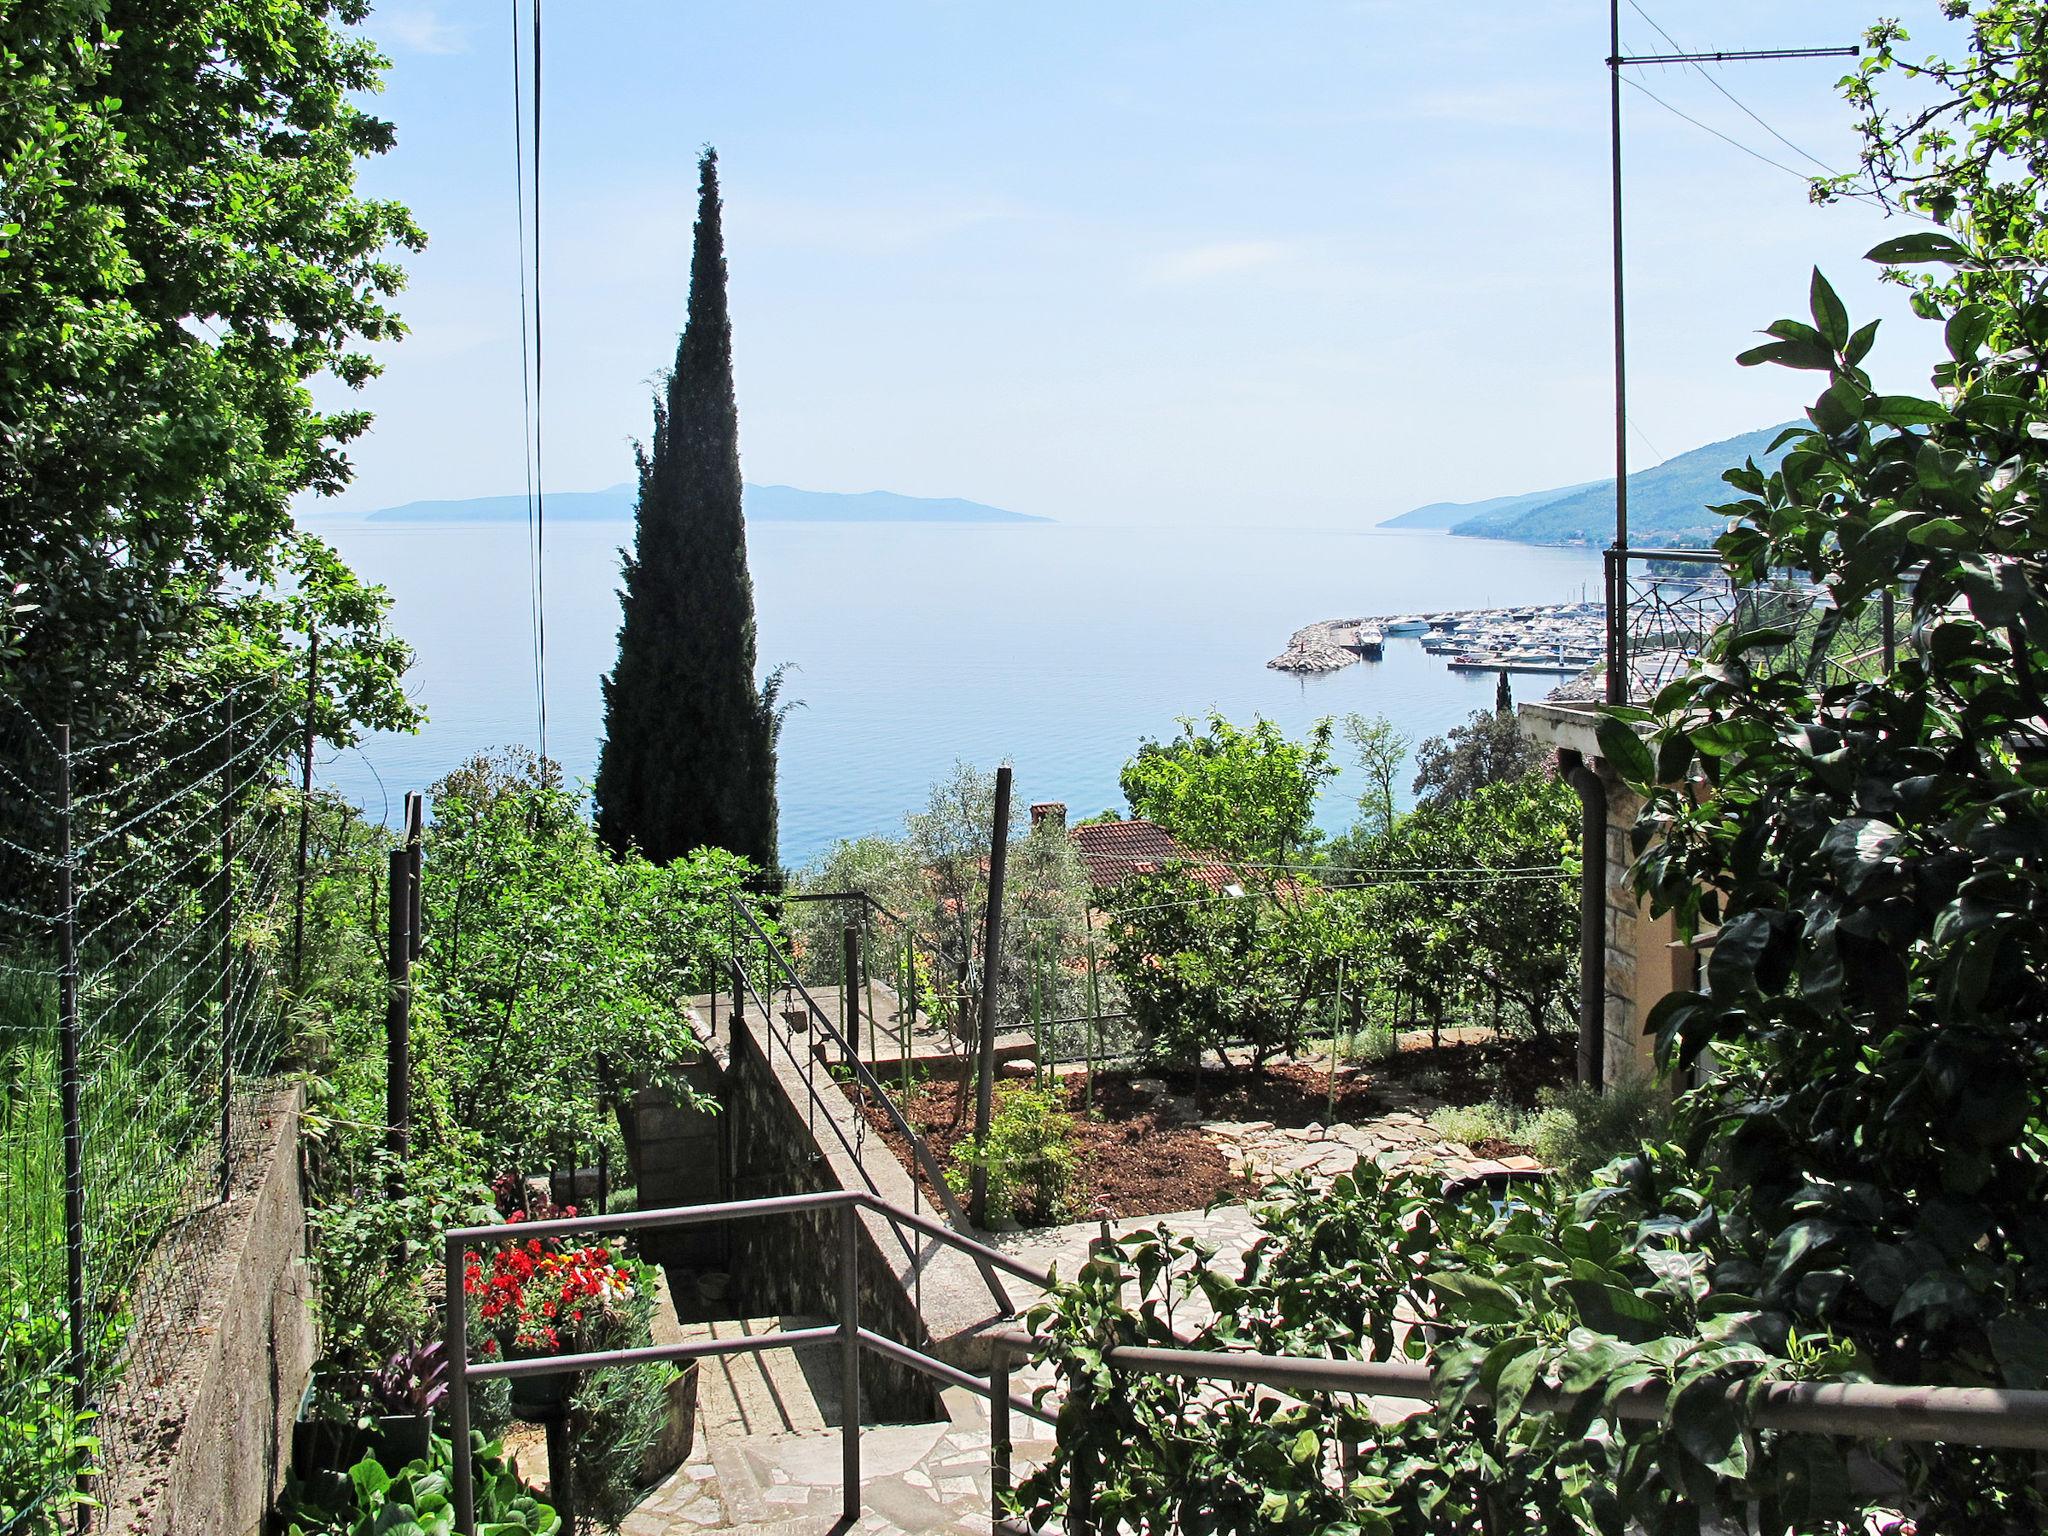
316,1,1964,529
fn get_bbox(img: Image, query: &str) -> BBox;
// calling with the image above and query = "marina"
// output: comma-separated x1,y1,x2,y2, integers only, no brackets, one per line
1268,599,1607,680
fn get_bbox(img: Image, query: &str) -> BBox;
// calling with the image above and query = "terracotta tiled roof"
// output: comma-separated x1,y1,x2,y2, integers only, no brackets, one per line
1068,819,1234,891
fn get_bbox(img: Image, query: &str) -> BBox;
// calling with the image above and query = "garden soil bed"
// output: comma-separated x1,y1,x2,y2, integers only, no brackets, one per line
849,1073,1252,1224
846,1030,1573,1227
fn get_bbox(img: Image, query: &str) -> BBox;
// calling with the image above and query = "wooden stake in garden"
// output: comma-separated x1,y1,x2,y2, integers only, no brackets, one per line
970,764,1013,1227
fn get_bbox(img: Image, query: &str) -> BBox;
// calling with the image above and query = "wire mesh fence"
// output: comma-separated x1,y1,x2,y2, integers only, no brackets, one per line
1,681,302,1531
1605,547,1901,702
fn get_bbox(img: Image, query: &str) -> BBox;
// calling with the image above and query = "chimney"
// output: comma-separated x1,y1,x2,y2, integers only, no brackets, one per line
1030,802,1067,832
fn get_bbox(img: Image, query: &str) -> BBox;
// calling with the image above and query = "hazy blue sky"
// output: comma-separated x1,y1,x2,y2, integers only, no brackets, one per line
319,1,1962,528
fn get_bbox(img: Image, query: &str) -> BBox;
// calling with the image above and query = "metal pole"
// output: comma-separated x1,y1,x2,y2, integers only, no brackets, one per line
971,766,1013,1226
219,696,235,1203
990,1348,1013,1504
1608,0,1629,562
386,848,412,1188
843,924,862,1073
55,725,87,1421
1881,587,1897,673
447,1235,475,1534
405,791,424,961
292,626,318,991
1084,932,1100,1113
902,932,914,1099
839,1201,862,1522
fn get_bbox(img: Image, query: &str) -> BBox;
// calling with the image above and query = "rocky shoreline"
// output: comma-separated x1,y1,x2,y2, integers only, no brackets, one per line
1267,617,1368,674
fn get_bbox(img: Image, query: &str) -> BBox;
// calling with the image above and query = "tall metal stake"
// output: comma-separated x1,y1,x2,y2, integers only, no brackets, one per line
970,765,1013,1227
219,696,236,1203
292,626,318,991
386,847,413,1193
55,726,87,1420
1601,6,1855,702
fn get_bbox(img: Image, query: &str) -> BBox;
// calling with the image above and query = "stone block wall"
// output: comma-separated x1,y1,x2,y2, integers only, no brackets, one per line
723,1018,947,1423
102,1088,316,1536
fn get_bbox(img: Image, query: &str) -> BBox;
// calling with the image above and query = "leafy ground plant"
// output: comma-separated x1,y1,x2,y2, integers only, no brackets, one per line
277,1433,557,1536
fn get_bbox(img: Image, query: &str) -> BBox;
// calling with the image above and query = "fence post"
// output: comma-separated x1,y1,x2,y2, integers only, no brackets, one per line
842,924,861,1074
405,791,424,960
55,725,88,1422
386,847,412,1189
219,695,236,1203
839,1200,862,1522
901,932,915,1099
292,626,318,991
971,765,1013,1227
1881,587,1898,673
1084,933,1101,1113
990,1342,1012,1505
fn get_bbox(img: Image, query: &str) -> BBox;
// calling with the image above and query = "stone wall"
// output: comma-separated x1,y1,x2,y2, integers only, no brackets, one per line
102,1088,315,1536
723,1015,943,1422
1521,701,1694,1090
625,1054,730,1269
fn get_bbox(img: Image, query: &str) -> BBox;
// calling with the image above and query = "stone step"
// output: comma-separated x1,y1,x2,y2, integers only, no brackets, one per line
684,1315,862,1438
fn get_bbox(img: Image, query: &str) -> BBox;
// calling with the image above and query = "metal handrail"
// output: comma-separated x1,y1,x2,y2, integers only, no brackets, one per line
985,1329,2048,1454
444,1187,1052,1534
729,895,1015,1312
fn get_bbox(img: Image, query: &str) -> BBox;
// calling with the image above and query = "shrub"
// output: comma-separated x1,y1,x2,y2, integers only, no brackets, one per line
1525,1079,1666,1179
1426,1101,1525,1149
947,1084,1082,1225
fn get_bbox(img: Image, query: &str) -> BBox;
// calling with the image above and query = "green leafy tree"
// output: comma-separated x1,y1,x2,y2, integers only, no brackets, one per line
597,148,781,870
395,752,757,1164
0,0,423,729
1410,705,1546,807
1339,712,1408,841
1104,869,1336,1071
1120,713,1336,867
1351,775,1578,1046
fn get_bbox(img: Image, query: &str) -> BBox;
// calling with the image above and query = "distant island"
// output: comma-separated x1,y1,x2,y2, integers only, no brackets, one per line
1380,423,1797,548
359,482,1049,525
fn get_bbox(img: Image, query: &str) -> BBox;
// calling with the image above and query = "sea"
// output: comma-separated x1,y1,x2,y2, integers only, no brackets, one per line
309,517,1606,869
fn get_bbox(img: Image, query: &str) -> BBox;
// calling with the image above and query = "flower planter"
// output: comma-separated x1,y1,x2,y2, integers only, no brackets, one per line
373,1409,434,1468
502,1341,579,1421
291,1381,371,1481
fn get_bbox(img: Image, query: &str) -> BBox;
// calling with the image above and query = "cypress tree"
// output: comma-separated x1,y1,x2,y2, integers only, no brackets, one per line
1494,669,1514,716
596,148,779,869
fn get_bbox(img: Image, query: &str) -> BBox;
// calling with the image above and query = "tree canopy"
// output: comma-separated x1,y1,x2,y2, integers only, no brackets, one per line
0,0,424,731
1120,713,1335,867
597,149,781,871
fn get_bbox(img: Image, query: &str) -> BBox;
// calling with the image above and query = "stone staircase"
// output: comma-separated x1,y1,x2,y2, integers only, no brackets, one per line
622,1312,1049,1536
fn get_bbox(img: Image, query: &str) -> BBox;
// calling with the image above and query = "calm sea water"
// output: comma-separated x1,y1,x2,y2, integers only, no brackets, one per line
309,517,1605,868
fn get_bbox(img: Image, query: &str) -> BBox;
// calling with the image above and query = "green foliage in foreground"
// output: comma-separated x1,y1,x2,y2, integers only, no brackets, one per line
1017,1161,1870,1536
278,1434,557,1536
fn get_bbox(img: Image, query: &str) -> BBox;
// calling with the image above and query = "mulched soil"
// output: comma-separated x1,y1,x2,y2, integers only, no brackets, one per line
850,1072,1252,1224
846,1030,1575,1229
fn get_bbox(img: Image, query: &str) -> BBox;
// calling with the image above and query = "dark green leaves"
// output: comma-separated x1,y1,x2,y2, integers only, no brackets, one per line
1809,268,1850,350
1596,714,1655,785
1864,231,1970,265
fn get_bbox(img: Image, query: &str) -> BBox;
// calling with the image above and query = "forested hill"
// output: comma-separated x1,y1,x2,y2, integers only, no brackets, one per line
359,482,1048,524
1382,423,1798,548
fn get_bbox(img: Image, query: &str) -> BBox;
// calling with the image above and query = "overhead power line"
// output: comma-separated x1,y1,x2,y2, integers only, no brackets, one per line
509,0,548,766
1625,0,1837,174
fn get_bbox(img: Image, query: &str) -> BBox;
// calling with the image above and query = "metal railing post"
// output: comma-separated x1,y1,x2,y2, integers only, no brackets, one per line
991,1343,1013,1505
55,725,87,1425
1605,546,1627,705
839,1201,862,1521
447,1234,475,1534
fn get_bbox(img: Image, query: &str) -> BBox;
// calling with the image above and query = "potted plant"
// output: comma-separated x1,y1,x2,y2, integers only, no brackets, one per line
366,1338,448,1465
465,1214,639,1422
